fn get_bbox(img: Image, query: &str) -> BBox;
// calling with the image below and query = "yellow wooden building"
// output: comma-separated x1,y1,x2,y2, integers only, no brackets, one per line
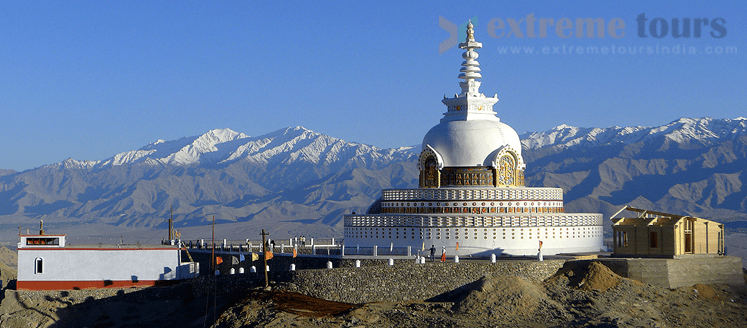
611,206,724,257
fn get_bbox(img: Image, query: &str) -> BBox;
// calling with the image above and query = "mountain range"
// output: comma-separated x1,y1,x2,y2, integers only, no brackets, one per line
1,117,746,242
522,117,747,221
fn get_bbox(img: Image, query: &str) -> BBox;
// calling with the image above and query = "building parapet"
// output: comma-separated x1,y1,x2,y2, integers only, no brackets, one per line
344,213,603,228
380,187,563,202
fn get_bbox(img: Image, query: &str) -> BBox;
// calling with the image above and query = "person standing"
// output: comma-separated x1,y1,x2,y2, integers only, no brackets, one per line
429,245,436,262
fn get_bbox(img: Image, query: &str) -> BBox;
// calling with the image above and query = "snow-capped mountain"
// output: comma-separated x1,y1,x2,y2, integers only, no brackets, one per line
61,126,414,172
103,128,249,167
521,117,747,150
0,117,745,240
521,117,747,223
0,126,418,232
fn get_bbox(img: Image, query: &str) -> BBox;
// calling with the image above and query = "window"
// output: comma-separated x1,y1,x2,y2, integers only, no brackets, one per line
26,237,59,245
35,257,43,274
649,231,658,248
616,231,629,248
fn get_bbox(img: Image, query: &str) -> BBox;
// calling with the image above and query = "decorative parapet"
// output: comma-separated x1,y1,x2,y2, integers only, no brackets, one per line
380,187,563,202
344,213,604,228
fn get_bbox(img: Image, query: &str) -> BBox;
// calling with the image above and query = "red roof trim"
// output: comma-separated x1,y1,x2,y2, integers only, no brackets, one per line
16,279,181,290
20,234,66,237
18,247,180,251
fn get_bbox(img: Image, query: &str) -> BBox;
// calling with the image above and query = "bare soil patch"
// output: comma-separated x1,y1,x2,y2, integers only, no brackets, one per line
245,289,360,317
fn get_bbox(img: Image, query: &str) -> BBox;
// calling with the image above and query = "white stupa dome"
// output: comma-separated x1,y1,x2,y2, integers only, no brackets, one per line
422,119,521,167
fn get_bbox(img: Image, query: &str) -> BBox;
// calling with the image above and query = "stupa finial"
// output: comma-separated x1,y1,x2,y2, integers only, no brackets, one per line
466,20,475,42
457,22,483,96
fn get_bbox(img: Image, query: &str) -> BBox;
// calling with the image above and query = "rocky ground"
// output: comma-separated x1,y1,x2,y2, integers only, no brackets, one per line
212,261,747,328
1,249,746,327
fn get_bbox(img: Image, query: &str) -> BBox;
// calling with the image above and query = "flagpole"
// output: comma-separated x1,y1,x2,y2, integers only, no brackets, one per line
210,215,217,325
211,216,215,273
168,206,173,241
261,229,269,288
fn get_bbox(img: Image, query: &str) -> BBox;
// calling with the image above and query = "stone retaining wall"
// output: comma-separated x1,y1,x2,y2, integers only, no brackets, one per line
598,256,744,289
286,261,565,303
189,252,745,303
189,251,565,303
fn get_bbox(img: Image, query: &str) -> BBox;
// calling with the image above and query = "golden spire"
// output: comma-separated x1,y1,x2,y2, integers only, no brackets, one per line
466,20,475,41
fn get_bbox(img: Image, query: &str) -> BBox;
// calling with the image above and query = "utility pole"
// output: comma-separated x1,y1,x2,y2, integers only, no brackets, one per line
261,229,269,288
168,206,173,241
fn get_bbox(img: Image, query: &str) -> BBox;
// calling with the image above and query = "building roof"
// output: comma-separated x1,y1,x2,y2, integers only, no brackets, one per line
610,206,723,227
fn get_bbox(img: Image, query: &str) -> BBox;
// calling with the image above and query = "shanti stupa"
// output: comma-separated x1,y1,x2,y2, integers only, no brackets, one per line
343,22,604,256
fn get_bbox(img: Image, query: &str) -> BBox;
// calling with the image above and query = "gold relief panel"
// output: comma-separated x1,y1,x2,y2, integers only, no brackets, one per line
419,155,440,188
439,167,495,187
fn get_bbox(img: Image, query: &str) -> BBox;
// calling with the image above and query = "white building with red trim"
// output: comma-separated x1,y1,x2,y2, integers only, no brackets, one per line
17,234,196,290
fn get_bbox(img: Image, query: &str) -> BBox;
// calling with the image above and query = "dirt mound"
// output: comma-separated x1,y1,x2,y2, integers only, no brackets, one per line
578,261,621,291
453,274,568,322
546,261,622,292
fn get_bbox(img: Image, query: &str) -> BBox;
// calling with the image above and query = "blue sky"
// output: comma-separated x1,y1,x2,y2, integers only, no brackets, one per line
1,1,745,171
